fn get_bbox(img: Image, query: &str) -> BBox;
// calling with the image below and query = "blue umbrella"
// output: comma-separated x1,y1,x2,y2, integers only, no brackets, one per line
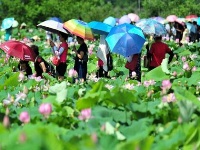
1,18,14,30
88,21,112,35
196,17,200,26
185,22,192,31
105,23,146,57
103,16,116,27
135,18,167,36
49,17,62,23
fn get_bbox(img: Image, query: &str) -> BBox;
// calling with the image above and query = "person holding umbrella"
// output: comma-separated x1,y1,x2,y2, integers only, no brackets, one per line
73,36,88,82
174,21,184,45
50,32,68,81
1,18,18,41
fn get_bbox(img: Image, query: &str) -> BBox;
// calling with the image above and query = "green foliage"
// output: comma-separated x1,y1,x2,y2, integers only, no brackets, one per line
0,12,200,149
144,66,169,81
1,0,199,27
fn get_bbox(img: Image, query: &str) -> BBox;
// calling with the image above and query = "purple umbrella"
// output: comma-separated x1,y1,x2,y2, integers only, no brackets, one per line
119,15,131,25
152,16,166,24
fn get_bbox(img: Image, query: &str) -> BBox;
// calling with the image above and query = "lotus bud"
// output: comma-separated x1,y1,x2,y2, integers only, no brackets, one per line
19,111,30,123
39,103,52,117
3,115,10,128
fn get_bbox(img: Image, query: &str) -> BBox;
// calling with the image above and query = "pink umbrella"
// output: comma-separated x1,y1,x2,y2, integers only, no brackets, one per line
128,13,140,22
175,18,185,26
166,15,178,22
118,15,131,25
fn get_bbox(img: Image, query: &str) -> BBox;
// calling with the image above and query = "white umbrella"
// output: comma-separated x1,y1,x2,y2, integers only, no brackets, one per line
37,20,68,34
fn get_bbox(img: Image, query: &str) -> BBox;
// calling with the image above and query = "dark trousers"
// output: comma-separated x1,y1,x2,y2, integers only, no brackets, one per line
96,66,108,78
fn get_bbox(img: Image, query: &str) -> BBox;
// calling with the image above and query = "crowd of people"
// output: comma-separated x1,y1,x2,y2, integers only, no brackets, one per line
2,19,186,83
165,21,200,45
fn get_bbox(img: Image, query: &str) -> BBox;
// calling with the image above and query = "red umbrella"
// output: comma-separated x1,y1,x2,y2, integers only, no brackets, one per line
0,40,36,61
185,14,198,21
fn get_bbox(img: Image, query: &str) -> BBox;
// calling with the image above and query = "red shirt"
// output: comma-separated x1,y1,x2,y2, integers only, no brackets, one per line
149,41,171,67
98,59,104,67
59,41,68,63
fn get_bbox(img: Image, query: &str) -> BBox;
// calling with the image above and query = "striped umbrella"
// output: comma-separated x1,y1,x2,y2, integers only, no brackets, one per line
63,19,94,40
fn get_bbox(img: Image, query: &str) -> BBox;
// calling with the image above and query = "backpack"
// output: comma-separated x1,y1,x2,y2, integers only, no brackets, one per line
107,52,113,71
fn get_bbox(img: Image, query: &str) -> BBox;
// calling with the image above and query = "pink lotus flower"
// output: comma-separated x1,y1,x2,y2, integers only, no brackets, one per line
143,80,156,87
149,79,156,85
172,71,177,77
39,103,52,117
78,108,92,121
175,39,179,43
186,37,189,42
18,72,25,82
3,115,10,128
91,133,98,143
143,80,151,87
161,80,172,90
4,54,10,63
181,56,186,62
19,132,27,143
88,48,93,55
162,93,176,103
19,111,30,123
68,69,78,78
183,62,190,71
192,66,197,72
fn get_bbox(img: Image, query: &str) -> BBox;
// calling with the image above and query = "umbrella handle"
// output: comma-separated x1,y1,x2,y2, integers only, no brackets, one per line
72,36,77,49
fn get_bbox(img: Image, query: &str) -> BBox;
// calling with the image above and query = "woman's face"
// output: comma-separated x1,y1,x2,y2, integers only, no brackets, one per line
76,37,80,44
20,63,27,71
59,34,63,41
